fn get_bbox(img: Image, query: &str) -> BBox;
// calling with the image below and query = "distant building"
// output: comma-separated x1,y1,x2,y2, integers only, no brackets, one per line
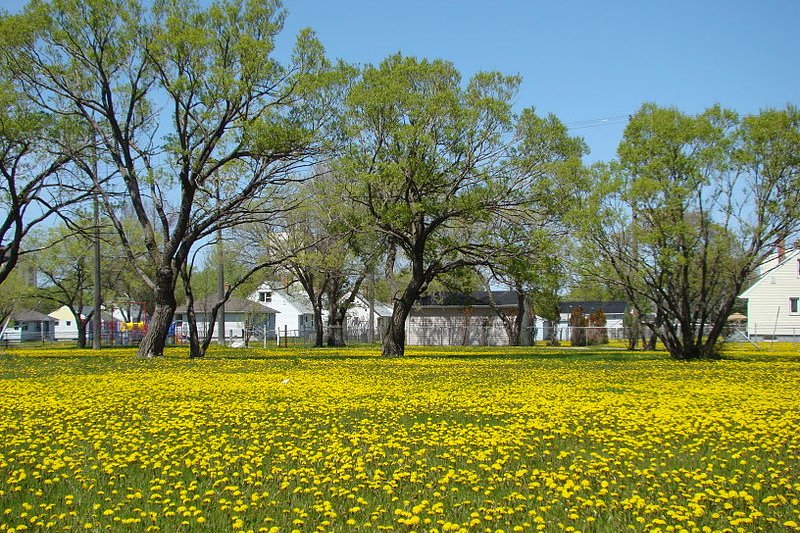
1,310,56,343
174,296,277,343
407,291,524,346
344,294,393,340
248,283,315,339
48,305,117,341
739,245,800,341
405,291,627,346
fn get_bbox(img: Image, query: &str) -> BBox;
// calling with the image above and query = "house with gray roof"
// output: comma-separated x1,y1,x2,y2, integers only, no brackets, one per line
406,291,627,346
174,296,277,344
1,309,56,343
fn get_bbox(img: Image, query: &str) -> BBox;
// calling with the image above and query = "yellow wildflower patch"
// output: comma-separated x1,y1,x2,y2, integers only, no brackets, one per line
0,350,798,532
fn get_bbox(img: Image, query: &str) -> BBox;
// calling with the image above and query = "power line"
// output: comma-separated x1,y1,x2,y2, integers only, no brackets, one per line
565,114,630,130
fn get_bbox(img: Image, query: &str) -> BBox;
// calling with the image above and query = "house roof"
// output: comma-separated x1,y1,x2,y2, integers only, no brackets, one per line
176,296,277,315
281,291,315,315
354,294,393,316
417,291,521,308
558,301,627,315
78,306,116,321
739,248,800,299
12,309,57,322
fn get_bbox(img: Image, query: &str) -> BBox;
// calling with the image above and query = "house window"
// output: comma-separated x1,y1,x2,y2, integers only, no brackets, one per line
791,297,800,315
66,321,71,326
258,291,272,302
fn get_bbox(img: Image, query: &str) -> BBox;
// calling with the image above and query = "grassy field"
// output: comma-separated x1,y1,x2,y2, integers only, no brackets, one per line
0,344,798,532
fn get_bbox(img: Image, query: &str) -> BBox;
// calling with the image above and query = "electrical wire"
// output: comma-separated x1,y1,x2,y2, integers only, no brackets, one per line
565,114,630,130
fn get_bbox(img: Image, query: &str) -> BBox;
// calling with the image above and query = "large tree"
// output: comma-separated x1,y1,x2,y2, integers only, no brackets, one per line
335,54,585,356
581,104,800,359
2,0,340,357
0,54,90,286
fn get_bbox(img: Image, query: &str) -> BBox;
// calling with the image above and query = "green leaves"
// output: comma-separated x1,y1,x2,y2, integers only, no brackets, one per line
584,103,800,359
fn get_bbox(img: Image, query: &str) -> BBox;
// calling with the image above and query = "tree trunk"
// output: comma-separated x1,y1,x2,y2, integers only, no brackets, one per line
186,305,203,358
381,278,422,357
313,305,324,348
382,309,408,356
137,267,176,358
76,314,89,349
519,296,533,346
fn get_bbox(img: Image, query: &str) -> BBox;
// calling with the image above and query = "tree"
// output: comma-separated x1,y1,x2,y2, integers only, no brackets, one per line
587,308,608,345
178,232,291,358
335,54,585,356
29,217,135,347
263,173,382,348
580,103,800,359
3,0,341,357
31,224,93,347
0,52,90,286
482,226,568,346
569,306,587,347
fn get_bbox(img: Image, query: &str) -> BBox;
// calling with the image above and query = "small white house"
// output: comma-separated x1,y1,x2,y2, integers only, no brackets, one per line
1,310,56,343
173,296,277,343
343,294,393,341
49,305,117,341
407,291,525,346
249,283,316,338
739,246,800,341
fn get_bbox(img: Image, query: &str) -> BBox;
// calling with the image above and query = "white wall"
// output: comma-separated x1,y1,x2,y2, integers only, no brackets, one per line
249,284,314,336
742,250,800,339
49,306,80,340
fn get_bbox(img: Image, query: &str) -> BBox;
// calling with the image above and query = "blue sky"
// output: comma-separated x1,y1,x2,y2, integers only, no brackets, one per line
5,0,799,162
274,1,800,162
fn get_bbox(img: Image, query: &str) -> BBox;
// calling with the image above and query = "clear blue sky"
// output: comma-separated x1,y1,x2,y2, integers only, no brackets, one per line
275,0,800,162
5,0,799,162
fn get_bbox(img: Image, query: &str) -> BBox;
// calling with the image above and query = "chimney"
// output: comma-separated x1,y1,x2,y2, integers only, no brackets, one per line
777,239,786,262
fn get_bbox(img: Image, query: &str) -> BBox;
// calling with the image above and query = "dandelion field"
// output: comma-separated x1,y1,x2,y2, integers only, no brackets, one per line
1,346,799,532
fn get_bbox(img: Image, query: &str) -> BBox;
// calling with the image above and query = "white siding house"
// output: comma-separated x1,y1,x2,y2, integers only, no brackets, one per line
739,247,800,341
48,305,117,341
344,294,393,340
248,283,316,338
407,292,523,346
174,296,277,344
1,310,56,343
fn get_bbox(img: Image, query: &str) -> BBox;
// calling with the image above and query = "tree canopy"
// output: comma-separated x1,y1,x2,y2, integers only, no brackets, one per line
580,103,800,359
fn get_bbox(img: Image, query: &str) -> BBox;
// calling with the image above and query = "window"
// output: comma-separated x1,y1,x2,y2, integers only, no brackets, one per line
791,297,800,315
258,291,272,302
66,320,71,326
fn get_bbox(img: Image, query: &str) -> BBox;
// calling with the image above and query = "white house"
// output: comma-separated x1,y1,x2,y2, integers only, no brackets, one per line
48,305,118,341
405,292,627,346
174,296,277,344
249,283,316,338
739,246,800,341
343,294,393,341
407,291,527,346
1,310,56,343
